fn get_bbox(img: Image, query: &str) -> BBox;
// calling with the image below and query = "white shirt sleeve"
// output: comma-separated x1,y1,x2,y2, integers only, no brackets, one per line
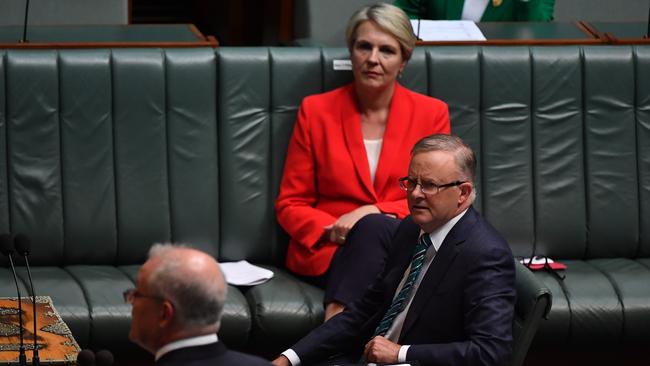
281,349,301,366
398,345,410,363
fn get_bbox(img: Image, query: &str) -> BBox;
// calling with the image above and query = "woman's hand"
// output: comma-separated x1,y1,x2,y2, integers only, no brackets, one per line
324,205,380,244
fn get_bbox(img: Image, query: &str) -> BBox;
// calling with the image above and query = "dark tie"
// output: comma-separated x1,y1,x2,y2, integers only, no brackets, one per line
373,233,433,336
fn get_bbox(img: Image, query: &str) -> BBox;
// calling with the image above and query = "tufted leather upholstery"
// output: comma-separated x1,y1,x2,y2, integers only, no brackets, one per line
0,48,223,353
1,45,648,360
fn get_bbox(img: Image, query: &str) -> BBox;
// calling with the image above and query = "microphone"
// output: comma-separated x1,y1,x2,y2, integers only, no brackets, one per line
76,349,114,366
14,233,39,366
20,0,31,43
0,233,27,366
95,350,115,366
647,1,649,38
416,0,425,40
76,349,96,366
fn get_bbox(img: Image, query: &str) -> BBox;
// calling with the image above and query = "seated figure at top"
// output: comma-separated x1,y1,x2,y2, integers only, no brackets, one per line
394,0,555,21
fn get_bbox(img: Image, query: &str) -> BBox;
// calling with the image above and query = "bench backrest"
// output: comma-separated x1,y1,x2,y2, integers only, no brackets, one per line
1,46,649,268
216,45,650,263
0,48,218,266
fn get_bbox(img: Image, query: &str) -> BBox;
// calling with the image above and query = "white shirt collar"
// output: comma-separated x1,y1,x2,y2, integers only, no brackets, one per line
155,333,218,361
426,208,469,251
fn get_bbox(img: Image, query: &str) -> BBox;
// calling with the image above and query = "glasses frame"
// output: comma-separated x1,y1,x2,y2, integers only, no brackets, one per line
398,176,466,195
123,288,165,305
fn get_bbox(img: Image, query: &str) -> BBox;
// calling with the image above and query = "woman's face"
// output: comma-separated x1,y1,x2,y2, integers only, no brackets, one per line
351,21,406,91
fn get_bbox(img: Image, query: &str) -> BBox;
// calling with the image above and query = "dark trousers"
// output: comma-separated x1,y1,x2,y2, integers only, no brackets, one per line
323,214,400,306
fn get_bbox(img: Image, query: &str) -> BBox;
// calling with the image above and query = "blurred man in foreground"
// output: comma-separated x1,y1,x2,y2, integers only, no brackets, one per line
126,244,271,365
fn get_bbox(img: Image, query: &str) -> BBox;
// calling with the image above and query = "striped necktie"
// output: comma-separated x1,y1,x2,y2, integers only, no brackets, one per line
374,233,433,337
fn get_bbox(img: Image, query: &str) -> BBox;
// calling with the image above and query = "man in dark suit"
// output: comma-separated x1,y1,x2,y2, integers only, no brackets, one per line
126,244,271,365
273,134,515,366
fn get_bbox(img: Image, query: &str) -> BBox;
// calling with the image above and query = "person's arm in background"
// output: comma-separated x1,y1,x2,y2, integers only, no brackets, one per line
517,0,555,21
393,0,427,19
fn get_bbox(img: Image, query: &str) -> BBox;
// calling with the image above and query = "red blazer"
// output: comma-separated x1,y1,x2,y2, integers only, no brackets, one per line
276,83,450,276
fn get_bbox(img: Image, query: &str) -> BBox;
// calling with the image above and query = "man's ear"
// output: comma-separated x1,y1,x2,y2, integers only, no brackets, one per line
159,300,175,328
458,182,473,205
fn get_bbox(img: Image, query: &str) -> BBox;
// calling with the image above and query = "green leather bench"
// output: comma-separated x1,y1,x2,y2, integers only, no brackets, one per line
1,45,647,361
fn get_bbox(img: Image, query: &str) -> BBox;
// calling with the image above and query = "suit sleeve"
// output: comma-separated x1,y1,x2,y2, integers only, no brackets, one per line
406,237,516,366
292,265,397,365
375,99,450,218
393,0,425,19
291,283,385,365
291,218,418,364
275,103,337,250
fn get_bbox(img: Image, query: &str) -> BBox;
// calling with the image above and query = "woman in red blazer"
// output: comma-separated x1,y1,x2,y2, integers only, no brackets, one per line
276,3,450,320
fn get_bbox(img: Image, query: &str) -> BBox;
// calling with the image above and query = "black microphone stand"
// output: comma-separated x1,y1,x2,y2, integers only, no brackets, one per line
416,0,425,40
646,0,650,38
16,234,40,365
1,235,28,366
23,257,39,365
21,0,31,43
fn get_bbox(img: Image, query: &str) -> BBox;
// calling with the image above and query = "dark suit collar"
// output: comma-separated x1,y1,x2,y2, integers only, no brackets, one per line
438,206,478,247
399,207,478,338
156,341,226,364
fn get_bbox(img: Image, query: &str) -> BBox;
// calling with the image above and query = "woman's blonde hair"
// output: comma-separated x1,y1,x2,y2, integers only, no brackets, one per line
345,3,416,61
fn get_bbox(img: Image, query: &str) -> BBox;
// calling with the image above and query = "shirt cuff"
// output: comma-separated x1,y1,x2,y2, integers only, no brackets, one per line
281,349,301,366
398,345,410,363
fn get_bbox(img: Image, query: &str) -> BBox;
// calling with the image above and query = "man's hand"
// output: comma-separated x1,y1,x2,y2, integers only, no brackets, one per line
324,205,380,244
271,355,291,366
363,336,400,363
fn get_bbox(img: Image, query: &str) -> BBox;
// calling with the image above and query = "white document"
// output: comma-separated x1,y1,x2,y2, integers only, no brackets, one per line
411,20,487,41
220,260,274,286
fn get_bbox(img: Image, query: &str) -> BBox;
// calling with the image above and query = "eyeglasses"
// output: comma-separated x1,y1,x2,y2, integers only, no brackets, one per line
398,177,465,195
123,288,165,305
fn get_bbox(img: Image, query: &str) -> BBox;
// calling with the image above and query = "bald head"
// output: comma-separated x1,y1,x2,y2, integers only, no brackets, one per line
144,244,227,330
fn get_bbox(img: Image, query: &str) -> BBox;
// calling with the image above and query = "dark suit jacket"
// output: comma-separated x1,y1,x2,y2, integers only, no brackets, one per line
292,207,516,366
156,341,272,366
276,82,449,276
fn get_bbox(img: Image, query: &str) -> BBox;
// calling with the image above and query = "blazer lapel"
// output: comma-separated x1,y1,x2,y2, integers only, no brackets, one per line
373,83,412,194
399,208,479,338
341,85,377,200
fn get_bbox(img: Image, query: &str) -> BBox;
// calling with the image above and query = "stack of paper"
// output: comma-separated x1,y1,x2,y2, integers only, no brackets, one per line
220,260,274,286
410,20,486,41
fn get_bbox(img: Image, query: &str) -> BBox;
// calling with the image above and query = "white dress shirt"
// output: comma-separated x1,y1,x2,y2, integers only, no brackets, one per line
282,209,468,365
155,333,219,361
